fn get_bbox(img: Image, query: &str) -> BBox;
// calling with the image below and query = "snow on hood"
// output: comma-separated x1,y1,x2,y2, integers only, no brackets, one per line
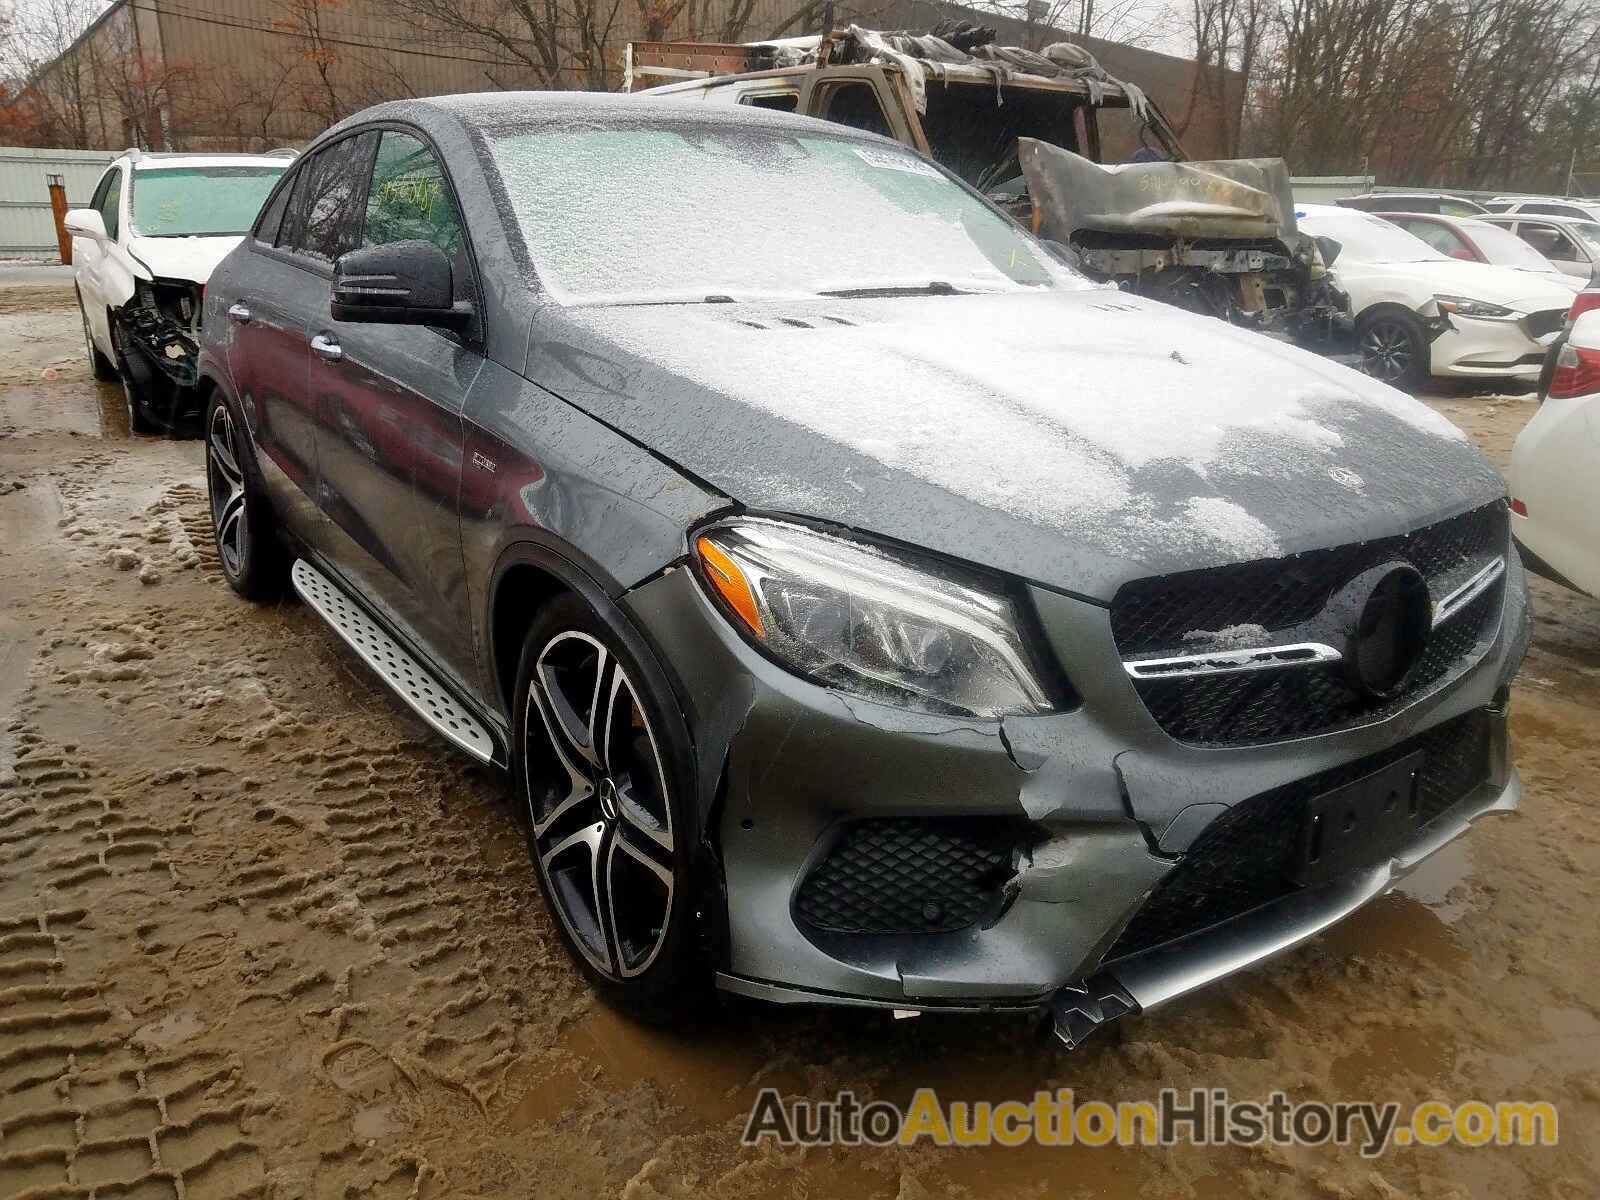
127,235,246,284
532,290,1504,598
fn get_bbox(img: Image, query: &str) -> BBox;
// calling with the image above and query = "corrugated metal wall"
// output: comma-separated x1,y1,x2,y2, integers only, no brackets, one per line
0,147,116,256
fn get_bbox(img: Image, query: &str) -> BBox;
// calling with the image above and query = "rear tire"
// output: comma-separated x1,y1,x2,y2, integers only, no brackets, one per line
1357,308,1430,391
78,291,117,382
512,594,709,1024
205,389,287,601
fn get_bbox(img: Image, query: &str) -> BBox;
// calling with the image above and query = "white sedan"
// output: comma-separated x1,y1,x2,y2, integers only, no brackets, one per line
1510,307,1600,599
1296,204,1576,389
66,149,289,433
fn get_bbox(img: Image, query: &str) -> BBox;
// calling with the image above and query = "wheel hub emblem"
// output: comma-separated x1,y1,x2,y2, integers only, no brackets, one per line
597,776,620,822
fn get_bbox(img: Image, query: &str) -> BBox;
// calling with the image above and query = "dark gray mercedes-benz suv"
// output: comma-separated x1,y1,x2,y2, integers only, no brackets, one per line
199,93,1528,1044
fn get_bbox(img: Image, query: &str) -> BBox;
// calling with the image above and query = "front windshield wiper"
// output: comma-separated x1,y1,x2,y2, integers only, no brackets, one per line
817,281,965,299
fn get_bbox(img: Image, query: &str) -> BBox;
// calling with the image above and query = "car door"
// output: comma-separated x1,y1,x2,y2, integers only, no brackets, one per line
222,148,352,543
76,166,123,350
799,68,926,152
307,127,482,689
1514,221,1591,278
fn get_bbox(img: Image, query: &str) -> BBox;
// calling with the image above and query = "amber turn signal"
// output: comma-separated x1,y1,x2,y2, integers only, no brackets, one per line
696,536,764,636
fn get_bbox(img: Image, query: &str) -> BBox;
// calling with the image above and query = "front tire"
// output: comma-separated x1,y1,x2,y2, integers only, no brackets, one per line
512,594,707,1023
78,291,117,381
111,317,162,434
205,390,287,601
1357,309,1430,390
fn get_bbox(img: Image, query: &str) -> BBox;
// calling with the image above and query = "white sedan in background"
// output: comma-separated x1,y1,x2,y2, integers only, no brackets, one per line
66,148,290,433
1296,204,1576,389
1511,307,1600,599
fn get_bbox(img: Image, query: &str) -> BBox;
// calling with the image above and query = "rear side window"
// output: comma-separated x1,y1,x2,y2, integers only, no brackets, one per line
254,173,293,244
742,92,799,112
1515,223,1569,259
290,133,377,263
1408,221,1471,259
1524,202,1582,218
94,167,122,239
362,131,472,301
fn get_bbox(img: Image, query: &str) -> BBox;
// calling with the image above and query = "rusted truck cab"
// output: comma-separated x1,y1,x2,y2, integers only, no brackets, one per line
625,39,1182,185
627,32,1352,352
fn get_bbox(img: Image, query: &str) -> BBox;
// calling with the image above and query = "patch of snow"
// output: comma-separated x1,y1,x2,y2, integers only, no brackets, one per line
1182,622,1270,648
488,125,1083,307
579,290,1487,562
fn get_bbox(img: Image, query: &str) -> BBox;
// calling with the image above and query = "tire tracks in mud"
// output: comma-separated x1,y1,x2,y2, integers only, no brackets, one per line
1,447,588,1200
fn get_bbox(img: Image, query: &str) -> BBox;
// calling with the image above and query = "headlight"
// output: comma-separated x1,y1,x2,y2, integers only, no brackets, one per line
1434,294,1515,319
692,519,1054,719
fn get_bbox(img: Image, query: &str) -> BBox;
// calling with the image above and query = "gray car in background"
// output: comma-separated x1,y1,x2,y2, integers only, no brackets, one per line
197,93,1528,1046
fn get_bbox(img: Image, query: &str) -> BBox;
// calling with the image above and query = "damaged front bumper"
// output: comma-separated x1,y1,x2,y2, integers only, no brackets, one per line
120,277,203,390
1054,762,1519,1047
620,552,1528,1040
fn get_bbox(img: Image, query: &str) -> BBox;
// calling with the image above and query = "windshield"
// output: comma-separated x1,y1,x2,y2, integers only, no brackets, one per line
1462,221,1561,271
487,124,1083,305
130,165,285,237
1298,211,1446,264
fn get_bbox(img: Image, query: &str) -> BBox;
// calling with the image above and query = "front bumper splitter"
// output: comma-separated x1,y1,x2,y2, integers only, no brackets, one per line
1052,769,1522,1049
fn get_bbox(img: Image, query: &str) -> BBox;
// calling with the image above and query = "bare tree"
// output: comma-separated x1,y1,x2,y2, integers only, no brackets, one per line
963,0,1180,49
0,0,105,146
1190,0,1600,189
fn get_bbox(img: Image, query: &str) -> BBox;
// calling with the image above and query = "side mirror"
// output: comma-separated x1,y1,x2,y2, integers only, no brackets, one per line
332,240,471,331
63,208,107,240
1315,235,1342,267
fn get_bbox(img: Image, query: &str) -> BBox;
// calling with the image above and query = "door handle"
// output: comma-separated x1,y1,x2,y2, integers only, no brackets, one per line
227,303,252,324
311,334,343,362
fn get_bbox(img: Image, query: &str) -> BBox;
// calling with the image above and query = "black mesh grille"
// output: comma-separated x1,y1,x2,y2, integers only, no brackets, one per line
1133,580,1502,746
1111,502,1506,657
1104,709,1492,962
1114,502,1507,746
794,819,1023,935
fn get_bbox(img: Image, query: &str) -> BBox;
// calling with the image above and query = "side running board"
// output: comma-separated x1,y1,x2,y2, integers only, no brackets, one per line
290,559,496,764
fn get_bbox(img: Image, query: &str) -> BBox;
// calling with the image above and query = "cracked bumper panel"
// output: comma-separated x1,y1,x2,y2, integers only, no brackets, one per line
621,551,1530,1008
1430,317,1552,380
621,565,1167,1006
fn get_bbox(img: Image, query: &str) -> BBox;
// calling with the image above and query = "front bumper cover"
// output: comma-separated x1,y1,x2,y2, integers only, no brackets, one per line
620,548,1528,1032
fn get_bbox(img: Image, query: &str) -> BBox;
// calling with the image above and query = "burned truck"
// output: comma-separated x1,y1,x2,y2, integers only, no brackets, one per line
629,23,1351,350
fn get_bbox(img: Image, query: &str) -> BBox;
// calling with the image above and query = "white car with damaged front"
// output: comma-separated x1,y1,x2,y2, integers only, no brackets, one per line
1510,309,1600,599
1296,204,1575,390
66,149,290,434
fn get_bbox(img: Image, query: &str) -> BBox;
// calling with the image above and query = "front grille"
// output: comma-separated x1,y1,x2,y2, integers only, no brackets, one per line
1104,709,1492,962
1522,308,1567,339
1114,502,1507,746
1135,580,1502,745
1112,503,1505,656
794,818,1023,935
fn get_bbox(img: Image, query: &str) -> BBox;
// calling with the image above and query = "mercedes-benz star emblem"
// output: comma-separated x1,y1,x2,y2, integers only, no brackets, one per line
1331,562,1432,699
597,777,620,822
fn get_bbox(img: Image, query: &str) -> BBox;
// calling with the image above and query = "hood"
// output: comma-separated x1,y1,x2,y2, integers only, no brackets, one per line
1356,258,1577,312
127,234,246,284
530,290,1504,600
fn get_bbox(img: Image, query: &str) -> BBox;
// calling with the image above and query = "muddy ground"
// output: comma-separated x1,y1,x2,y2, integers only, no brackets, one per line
1,274,1598,1200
